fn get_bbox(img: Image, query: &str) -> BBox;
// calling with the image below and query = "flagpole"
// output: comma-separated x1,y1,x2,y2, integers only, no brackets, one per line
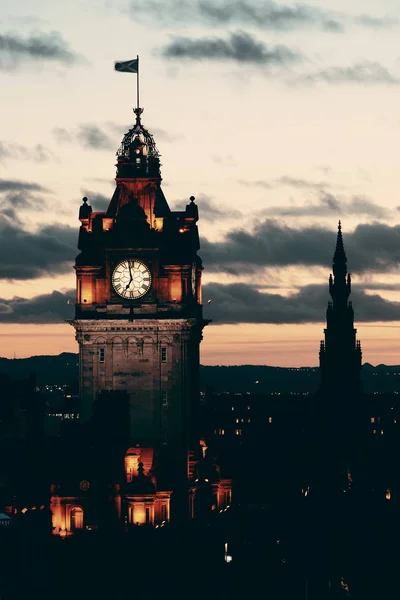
136,55,140,109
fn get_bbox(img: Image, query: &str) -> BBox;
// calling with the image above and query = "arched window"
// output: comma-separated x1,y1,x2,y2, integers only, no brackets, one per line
70,506,84,530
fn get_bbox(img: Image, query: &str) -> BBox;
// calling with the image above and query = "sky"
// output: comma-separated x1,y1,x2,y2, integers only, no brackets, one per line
2,0,400,366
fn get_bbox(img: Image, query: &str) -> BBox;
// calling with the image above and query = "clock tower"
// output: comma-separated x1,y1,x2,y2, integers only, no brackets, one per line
73,107,207,503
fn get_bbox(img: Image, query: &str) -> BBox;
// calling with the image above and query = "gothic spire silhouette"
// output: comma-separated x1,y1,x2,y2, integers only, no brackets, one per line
320,221,362,389
314,222,366,496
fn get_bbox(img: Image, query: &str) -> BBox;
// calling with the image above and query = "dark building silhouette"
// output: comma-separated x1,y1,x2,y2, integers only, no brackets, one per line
314,221,366,496
319,220,362,394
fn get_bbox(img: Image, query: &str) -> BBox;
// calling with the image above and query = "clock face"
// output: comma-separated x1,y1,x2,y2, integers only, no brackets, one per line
112,259,152,299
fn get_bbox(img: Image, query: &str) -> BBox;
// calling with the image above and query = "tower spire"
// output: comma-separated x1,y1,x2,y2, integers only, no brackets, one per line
333,220,347,269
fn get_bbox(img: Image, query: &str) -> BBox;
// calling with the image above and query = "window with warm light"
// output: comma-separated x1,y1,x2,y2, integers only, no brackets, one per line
70,507,84,530
235,429,242,436
268,417,273,423
370,417,375,423
372,429,377,435
380,429,384,435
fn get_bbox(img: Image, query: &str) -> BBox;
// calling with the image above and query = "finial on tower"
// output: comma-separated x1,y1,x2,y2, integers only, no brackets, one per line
134,107,143,126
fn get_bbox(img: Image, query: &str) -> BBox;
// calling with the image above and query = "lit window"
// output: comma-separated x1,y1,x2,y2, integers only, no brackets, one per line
370,417,375,423
161,391,168,406
161,347,167,363
235,429,242,436
99,348,105,363
386,489,391,500
235,418,239,424
247,406,251,411
268,417,273,423
219,429,225,435
372,429,377,435
380,429,384,435
231,407,234,411
248,418,251,423
394,419,397,424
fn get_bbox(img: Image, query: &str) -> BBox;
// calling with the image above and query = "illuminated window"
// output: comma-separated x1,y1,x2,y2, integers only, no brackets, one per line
372,429,377,435
380,429,384,435
161,391,168,406
231,407,234,411
248,418,251,423
241,418,244,423
370,417,375,423
161,347,167,363
268,417,273,423
386,489,391,500
235,429,242,436
235,418,239,423
99,348,105,363
247,406,251,411
70,507,84,530
394,419,397,424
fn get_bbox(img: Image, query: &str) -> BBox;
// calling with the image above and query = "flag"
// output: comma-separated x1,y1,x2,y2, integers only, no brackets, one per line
114,58,138,73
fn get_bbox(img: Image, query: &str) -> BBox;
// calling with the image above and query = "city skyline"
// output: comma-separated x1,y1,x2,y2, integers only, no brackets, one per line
2,0,400,366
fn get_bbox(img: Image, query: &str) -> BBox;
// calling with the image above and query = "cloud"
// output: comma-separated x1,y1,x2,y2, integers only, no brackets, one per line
172,194,242,221
0,141,55,163
203,282,400,324
0,289,75,323
130,0,398,33
130,0,344,31
0,179,53,224
240,176,332,191
200,220,400,275
4,280,400,325
261,193,388,218
53,124,114,151
0,31,82,70
161,31,301,65
80,190,110,212
0,179,49,193
298,61,400,85
354,14,398,28
0,217,76,280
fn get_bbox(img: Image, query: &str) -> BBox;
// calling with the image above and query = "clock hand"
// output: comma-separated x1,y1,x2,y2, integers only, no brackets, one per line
125,260,133,290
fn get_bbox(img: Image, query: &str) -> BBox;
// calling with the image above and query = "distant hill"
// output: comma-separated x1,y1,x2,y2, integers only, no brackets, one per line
1,353,400,394
0,353,79,388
